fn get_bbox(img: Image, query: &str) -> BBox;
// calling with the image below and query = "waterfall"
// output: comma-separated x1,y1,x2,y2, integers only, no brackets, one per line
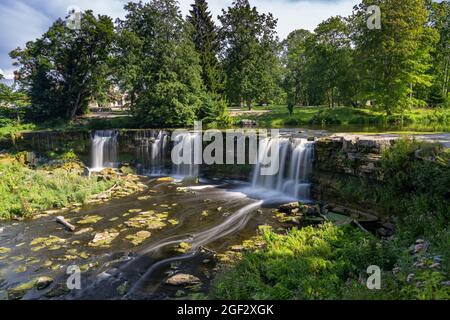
251,138,314,200
135,130,170,175
172,132,201,178
90,130,119,171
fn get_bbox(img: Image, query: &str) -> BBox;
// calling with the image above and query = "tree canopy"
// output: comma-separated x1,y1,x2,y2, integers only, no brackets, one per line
7,0,449,124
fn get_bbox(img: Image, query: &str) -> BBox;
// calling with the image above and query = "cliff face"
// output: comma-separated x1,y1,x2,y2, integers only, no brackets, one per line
312,135,398,217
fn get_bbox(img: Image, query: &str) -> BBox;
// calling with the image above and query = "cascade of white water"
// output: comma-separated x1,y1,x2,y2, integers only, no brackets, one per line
90,130,118,171
135,130,170,175
172,132,201,178
251,138,314,200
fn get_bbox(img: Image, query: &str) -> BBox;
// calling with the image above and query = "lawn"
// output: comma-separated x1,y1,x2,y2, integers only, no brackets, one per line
231,105,450,131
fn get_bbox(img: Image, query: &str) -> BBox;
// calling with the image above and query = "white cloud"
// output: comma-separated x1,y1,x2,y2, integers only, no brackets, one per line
0,0,359,72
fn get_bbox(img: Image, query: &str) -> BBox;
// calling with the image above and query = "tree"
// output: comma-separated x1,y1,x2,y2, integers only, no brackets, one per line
10,11,115,122
282,29,314,108
117,0,206,127
219,0,280,109
427,0,449,105
187,0,221,94
309,17,357,108
351,0,438,114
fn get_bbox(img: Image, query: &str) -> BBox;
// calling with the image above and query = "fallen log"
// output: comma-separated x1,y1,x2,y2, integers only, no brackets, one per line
56,216,76,232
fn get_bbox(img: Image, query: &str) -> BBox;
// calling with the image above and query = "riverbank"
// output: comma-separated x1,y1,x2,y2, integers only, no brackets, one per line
211,139,450,300
0,153,147,220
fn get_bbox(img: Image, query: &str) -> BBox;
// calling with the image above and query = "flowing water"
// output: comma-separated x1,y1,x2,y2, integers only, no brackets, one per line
90,130,119,171
0,130,317,300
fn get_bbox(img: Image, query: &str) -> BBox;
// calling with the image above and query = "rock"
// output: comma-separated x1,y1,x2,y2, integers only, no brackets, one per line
181,176,200,185
377,227,393,237
239,119,257,127
7,280,37,300
406,273,415,283
117,282,128,295
279,202,300,213
392,267,401,275
166,274,201,286
442,281,450,287
119,164,134,175
157,177,175,183
430,262,441,270
176,242,192,254
230,245,245,252
89,230,119,247
125,231,152,246
0,247,11,254
413,242,429,254
74,227,93,235
382,222,396,233
124,211,167,230
36,276,53,290
77,215,103,225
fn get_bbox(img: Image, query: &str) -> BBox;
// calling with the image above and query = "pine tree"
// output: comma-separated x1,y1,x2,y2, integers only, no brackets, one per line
187,0,221,94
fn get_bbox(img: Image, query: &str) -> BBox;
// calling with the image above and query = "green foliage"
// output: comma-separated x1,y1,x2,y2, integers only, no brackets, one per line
232,104,450,130
0,162,117,219
212,223,450,300
219,0,281,109
188,0,222,94
116,0,205,127
212,224,398,300
10,11,115,122
380,139,450,238
351,0,438,114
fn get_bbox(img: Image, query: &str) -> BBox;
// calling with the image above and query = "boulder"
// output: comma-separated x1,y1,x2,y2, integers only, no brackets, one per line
181,176,200,185
36,276,53,290
278,202,300,213
166,274,201,286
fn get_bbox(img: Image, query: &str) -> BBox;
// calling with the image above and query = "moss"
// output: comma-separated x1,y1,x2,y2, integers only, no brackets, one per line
77,215,103,225
125,231,152,246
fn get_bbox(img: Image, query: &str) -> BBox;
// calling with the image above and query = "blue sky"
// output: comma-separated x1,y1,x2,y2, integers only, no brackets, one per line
0,0,361,78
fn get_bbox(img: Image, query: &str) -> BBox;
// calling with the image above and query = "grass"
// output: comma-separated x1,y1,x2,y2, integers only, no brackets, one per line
211,224,450,300
211,140,450,300
0,160,118,219
231,105,450,132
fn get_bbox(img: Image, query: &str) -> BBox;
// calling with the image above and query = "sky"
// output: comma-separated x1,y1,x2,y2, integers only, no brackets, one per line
0,0,362,78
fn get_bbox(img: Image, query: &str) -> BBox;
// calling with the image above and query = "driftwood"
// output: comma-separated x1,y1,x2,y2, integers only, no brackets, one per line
200,246,217,256
352,219,369,233
56,216,76,232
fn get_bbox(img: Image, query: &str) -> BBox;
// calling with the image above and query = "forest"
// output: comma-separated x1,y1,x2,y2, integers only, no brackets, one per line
1,0,448,130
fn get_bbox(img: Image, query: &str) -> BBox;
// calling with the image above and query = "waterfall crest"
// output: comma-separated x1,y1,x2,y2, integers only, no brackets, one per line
135,130,170,175
251,138,314,201
90,130,119,171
